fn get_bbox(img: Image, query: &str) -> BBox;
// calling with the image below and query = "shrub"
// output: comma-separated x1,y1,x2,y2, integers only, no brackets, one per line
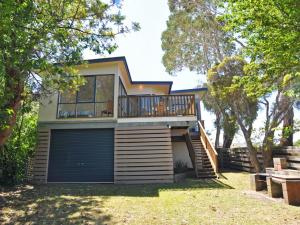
0,102,38,185
174,160,189,174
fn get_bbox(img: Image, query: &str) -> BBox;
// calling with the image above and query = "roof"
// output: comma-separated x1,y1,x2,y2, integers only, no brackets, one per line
170,88,208,94
82,56,208,95
84,56,173,93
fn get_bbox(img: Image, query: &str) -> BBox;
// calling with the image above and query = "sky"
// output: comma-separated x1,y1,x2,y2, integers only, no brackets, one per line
84,0,299,145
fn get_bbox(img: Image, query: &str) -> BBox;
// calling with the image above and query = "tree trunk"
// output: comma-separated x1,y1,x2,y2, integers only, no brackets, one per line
236,118,261,172
222,112,236,148
215,113,221,149
246,137,261,173
262,130,275,169
0,68,24,148
223,135,233,148
280,106,294,146
0,99,22,147
223,131,234,148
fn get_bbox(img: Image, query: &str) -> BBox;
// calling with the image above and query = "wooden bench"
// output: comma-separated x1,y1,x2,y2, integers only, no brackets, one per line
267,175,300,206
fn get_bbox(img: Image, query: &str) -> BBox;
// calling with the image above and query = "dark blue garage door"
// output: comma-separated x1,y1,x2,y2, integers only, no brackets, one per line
48,129,114,182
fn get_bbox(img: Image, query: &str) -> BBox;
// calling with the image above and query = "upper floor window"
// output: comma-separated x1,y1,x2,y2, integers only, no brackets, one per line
57,74,114,118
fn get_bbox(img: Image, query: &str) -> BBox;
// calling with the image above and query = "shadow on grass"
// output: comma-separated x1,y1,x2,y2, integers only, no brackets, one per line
0,184,112,224
0,178,233,224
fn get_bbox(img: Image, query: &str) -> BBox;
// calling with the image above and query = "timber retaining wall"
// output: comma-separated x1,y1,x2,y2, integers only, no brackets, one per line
217,146,300,172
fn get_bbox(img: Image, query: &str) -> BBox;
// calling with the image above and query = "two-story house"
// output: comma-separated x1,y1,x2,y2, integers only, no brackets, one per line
33,57,218,184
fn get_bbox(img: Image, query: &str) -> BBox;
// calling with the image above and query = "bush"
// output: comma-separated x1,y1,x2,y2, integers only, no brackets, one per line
0,102,38,185
174,160,189,174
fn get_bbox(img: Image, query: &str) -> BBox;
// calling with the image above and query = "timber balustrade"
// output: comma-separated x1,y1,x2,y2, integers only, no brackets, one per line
198,121,219,173
118,95,195,118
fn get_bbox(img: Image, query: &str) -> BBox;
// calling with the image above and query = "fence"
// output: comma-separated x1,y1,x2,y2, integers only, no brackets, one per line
218,146,300,172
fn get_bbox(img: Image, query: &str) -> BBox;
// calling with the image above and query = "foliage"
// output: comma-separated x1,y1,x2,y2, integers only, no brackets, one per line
161,0,299,169
161,0,235,75
174,160,189,174
208,57,259,130
208,56,261,171
0,101,38,184
202,84,238,148
0,0,139,146
222,0,300,97
162,0,238,148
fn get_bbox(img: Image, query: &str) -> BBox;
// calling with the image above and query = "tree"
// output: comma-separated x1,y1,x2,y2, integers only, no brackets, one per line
259,90,295,167
161,0,239,148
221,0,300,167
222,111,238,148
0,0,139,147
209,56,298,170
161,0,235,75
202,85,238,148
0,98,38,183
222,0,300,83
208,56,261,172
280,95,294,146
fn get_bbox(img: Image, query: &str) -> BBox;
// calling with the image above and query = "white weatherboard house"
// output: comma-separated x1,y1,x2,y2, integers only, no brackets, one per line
33,57,218,184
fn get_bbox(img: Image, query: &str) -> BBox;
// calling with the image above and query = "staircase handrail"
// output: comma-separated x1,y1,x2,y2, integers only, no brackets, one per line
198,121,219,173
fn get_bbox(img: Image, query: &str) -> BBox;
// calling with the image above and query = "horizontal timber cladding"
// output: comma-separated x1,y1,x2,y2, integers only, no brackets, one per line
32,129,50,183
114,126,174,184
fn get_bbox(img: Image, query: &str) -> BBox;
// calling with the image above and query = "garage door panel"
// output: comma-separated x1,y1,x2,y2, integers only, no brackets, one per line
48,129,114,182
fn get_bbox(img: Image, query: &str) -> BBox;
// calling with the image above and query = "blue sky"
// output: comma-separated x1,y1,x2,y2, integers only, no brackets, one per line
84,0,299,145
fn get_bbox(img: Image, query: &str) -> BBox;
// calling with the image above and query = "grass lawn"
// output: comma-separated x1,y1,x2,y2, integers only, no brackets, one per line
1,172,300,225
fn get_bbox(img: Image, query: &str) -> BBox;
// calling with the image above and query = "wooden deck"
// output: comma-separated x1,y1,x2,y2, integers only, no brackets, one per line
118,95,195,118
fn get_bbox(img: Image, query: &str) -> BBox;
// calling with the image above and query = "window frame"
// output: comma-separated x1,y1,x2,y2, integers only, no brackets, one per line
57,74,115,119
119,78,127,97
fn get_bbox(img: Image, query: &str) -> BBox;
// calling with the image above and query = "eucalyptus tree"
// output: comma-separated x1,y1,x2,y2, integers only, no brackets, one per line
162,0,234,75
161,0,238,146
209,56,299,170
0,0,139,147
208,57,261,172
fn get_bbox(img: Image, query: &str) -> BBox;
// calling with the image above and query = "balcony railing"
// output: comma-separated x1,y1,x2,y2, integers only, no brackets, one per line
118,95,195,118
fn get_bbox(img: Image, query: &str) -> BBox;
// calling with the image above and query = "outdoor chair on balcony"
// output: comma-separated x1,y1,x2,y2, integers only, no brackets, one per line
101,100,113,117
156,101,166,116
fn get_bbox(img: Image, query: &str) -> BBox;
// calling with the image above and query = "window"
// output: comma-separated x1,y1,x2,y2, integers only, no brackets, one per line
77,76,95,102
57,75,114,118
118,79,128,117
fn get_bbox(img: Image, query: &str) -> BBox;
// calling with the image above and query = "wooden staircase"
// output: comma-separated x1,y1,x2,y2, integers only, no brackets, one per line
191,136,217,178
185,121,219,179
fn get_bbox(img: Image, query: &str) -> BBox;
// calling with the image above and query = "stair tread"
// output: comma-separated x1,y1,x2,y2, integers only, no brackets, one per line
189,134,217,179
197,171,216,174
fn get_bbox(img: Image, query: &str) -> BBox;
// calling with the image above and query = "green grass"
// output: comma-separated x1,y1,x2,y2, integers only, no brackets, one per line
1,172,300,225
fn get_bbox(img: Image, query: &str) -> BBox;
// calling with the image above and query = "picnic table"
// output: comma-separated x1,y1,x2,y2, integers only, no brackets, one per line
250,159,300,206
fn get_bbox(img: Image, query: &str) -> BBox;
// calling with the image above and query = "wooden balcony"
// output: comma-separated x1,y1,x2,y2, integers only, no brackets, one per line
118,95,195,118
